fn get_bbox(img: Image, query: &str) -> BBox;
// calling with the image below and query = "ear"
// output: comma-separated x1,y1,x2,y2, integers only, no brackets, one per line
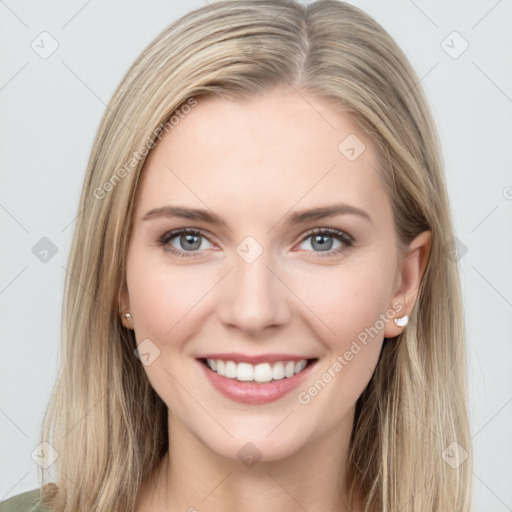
119,279,133,329
384,230,431,338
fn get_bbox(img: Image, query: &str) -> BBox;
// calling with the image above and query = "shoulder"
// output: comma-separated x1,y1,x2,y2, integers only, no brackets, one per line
0,485,57,512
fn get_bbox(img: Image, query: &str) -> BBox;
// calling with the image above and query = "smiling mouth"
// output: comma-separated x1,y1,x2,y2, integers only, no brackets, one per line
198,357,318,383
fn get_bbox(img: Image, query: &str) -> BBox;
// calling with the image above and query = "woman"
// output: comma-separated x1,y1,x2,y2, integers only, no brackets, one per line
0,1,472,511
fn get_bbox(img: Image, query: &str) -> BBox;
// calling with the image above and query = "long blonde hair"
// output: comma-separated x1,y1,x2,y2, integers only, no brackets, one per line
37,1,472,510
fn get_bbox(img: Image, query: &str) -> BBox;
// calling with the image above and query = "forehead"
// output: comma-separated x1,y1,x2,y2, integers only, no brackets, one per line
133,89,391,228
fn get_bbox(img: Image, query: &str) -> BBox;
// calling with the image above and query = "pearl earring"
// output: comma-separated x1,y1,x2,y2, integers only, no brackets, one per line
394,315,408,327
123,312,133,321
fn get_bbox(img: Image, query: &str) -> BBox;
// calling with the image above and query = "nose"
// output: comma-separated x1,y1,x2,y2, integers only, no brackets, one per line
216,251,292,336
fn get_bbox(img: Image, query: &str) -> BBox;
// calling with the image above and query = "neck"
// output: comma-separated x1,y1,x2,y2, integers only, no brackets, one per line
137,407,362,512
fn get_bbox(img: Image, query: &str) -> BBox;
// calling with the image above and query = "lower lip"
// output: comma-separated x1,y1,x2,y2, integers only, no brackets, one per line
197,359,317,405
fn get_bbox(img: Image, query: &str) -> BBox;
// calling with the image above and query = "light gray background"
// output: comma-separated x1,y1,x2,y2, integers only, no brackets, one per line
1,1,511,509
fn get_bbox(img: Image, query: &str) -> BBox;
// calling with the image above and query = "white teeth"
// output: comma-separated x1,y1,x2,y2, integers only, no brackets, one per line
216,359,225,376
236,362,254,381
254,363,273,382
284,361,295,378
272,362,285,380
225,360,237,378
205,358,310,382
295,360,306,373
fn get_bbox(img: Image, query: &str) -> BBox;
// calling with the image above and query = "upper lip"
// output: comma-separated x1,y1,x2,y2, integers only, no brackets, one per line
196,352,317,365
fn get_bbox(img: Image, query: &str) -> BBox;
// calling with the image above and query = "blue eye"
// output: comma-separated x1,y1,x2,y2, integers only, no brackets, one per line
297,228,353,257
158,228,214,257
157,227,353,258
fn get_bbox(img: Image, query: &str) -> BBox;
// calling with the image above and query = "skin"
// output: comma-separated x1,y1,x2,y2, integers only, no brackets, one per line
120,86,431,512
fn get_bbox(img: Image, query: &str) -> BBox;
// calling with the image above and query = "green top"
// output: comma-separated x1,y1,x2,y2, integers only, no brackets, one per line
0,489,52,512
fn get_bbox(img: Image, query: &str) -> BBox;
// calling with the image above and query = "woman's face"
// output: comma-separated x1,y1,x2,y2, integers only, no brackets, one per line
121,87,425,462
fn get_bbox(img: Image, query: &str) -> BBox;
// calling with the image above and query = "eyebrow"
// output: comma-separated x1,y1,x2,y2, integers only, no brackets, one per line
142,203,373,226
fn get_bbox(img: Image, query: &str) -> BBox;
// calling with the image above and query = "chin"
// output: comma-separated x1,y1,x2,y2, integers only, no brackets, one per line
195,420,313,465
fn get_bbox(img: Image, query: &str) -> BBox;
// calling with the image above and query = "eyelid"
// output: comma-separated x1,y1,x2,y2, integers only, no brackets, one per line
298,227,353,244
158,227,218,251
158,226,354,257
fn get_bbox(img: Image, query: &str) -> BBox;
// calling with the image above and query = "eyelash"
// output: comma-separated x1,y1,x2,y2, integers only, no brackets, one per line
156,227,354,259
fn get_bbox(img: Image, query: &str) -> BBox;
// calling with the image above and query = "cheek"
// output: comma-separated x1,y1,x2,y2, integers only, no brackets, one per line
125,251,210,411
130,276,182,339
291,273,388,425
290,258,392,346
289,258,393,402
126,248,213,341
